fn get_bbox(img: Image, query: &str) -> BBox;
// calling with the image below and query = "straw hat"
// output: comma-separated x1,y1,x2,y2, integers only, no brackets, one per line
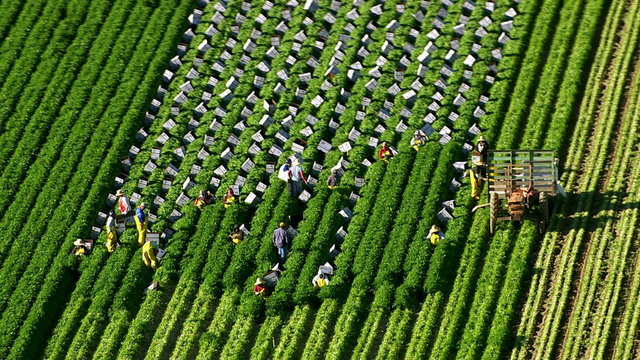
116,189,125,197
73,239,84,246
477,135,486,143
255,277,263,286
430,225,440,232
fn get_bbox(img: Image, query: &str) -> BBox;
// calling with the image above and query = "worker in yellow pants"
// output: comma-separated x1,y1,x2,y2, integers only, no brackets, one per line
470,167,484,200
469,151,487,200
105,210,118,252
134,203,148,246
142,241,158,269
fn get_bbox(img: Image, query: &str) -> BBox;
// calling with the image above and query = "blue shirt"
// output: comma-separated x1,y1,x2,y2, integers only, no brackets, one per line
136,207,146,223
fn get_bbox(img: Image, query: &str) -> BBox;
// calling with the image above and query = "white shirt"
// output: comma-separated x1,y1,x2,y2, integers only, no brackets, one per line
289,165,303,182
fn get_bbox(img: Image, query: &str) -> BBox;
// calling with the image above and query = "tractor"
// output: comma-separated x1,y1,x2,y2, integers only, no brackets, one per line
473,150,560,234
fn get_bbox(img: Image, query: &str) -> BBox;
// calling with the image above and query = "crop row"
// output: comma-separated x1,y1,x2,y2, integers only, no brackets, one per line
452,0,603,357
0,0,100,261
85,0,286,356
401,0,547,357
508,0,628,356
0,0,88,177
0,1,198,358
325,0,509,357
511,2,640,358
0,0,31,48
91,0,370,358
0,0,59,108
0,0,133,282
553,7,640,358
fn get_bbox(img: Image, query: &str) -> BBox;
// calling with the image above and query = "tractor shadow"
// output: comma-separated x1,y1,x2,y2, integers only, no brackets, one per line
549,190,639,235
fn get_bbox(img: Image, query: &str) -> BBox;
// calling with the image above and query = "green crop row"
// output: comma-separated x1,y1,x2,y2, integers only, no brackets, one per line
0,0,86,171
400,0,547,356
556,13,640,359
93,0,292,356
0,0,55,98
0,1,196,358
451,0,598,357
0,0,129,269
0,0,30,49
513,1,640,357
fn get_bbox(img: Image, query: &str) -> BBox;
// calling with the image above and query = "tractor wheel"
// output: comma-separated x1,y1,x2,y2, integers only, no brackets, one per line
490,192,499,235
539,191,549,233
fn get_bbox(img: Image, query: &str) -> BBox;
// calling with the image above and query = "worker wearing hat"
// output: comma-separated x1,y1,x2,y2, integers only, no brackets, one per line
115,189,131,217
142,240,159,269
134,203,148,246
411,130,428,151
254,277,268,297
475,135,490,163
272,222,290,263
427,225,446,245
72,238,93,256
194,189,214,211
469,135,490,200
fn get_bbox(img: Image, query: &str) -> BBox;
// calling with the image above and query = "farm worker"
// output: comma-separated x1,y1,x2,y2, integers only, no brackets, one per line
142,241,159,269
411,130,428,151
469,151,487,200
134,203,148,246
287,161,308,198
115,189,131,217
228,224,244,245
194,190,214,211
254,278,271,298
312,272,330,287
105,210,117,253
475,135,490,163
273,222,290,263
72,239,90,256
378,142,394,162
427,225,446,245
223,188,237,208
327,169,339,189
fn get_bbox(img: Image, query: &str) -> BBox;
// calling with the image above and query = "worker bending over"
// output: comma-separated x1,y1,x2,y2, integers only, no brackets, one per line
411,130,428,151
427,225,446,245
142,241,159,269
194,190,214,211
223,188,237,208
134,203,148,246
72,239,93,256
312,272,330,287
105,210,118,253
254,268,282,298
378,142,394,162
327,169,339,189
228,224,244,245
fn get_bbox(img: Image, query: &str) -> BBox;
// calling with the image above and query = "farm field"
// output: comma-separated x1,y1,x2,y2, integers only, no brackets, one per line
0,0,638,359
